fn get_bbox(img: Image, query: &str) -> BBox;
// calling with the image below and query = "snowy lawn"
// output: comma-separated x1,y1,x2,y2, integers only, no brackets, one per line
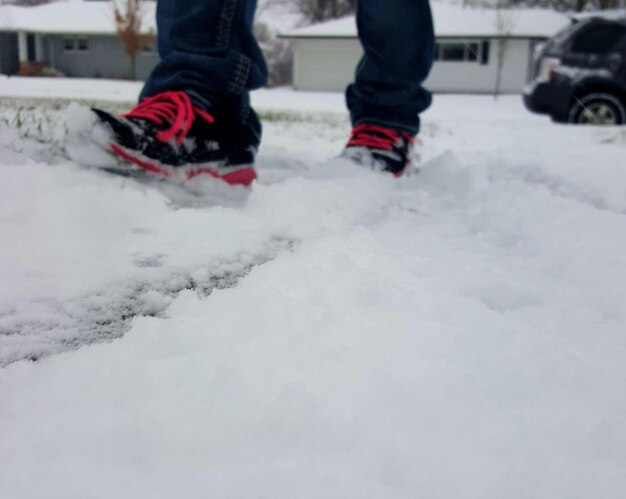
1,80,626,498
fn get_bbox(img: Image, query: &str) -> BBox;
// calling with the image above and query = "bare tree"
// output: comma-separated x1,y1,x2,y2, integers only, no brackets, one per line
114,0,154,80
296,0,355,23
253,0,355,85
254,22,293,86
494,0,517,99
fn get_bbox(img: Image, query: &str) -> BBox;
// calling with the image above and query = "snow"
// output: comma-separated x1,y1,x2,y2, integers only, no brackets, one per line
0,2,156,35
281,4,571,39
2,82,626,497
573,9,626,21
0,76,344,113
0,0,303,36
0,2,571,39
0,75,144,102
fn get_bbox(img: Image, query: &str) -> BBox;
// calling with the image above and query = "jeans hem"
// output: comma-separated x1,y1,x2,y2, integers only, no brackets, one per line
353,117,419,136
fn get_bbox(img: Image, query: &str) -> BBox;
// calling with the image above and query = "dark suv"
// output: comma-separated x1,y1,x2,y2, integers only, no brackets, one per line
524,15,626,125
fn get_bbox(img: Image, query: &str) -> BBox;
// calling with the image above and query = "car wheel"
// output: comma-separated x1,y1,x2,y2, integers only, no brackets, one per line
569,93,626,125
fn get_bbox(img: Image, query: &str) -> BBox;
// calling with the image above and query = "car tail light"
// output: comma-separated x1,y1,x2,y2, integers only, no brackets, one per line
537,57,561,82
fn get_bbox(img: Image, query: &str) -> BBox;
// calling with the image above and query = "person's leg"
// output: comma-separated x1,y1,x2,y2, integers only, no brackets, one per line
91,0,265,183
142,0,266,111
142,0,266,149
346,0,435,136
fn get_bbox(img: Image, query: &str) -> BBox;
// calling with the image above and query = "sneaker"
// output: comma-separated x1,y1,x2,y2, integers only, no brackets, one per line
342,124,416,176
92,90,257,185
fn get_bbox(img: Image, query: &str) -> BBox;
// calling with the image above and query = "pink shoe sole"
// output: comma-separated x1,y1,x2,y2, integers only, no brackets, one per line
109,143,257,186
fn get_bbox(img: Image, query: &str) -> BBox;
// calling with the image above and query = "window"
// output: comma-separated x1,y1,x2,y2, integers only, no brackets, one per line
481,41,490,65
63,36,75,52
435,40,488,64
62,36,89,53
466,42,480,62
552,22,584,47
27,34,36,61
441,43,466,61
571,23,626,53
77,38,89,52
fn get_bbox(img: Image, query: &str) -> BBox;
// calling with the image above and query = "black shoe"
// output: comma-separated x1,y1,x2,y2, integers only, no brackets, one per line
342,124,416,176
92,90,257,185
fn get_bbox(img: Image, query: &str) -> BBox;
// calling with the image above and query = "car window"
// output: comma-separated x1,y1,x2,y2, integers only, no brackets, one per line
571,23,626,53
552,22,583,46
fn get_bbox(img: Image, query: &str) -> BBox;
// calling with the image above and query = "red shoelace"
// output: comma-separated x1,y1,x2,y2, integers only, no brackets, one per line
347,124,414,151
123,91,215,145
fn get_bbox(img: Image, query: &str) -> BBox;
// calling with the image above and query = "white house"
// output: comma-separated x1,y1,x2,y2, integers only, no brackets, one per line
280,4,571,94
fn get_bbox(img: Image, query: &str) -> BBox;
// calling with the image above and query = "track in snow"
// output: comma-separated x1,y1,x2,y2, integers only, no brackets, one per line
0,237,295,367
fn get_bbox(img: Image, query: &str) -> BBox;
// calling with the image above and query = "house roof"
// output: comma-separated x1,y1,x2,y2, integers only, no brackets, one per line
281,3,571,40
0,1,572,39
0,2,156,35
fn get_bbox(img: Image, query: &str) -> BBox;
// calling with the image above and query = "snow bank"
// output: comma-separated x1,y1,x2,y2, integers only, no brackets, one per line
0,77,345,116
0,76,144,103
0,2,155,35
1,93,626,497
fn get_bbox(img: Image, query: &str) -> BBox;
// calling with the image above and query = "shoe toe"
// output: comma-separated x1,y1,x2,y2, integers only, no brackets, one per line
91,108,138,146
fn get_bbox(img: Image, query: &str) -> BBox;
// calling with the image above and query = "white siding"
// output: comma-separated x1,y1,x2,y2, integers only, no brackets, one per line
48,35,158,80
292,38,534,94
426,39,531,93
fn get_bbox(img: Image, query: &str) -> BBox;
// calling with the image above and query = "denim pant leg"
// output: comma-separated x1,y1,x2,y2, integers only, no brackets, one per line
346,0,435,135
141,0,267,142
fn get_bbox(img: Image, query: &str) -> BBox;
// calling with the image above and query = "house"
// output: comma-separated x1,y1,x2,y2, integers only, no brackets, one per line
0,2,158,79
280,4,571,94
0,2,572,94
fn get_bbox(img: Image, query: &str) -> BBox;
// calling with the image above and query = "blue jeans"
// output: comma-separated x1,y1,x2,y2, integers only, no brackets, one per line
142,0,434,140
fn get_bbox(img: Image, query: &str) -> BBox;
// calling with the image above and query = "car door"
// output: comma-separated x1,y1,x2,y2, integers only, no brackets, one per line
610,25,626,86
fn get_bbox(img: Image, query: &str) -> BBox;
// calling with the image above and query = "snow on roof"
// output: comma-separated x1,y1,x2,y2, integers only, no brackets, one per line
0,1,571,39
0,2,156,35
281,3,571,39
572,8,626,22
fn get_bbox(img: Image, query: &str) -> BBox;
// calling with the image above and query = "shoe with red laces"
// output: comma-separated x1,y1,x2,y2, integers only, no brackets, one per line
342,124,416,176
92,90,257,185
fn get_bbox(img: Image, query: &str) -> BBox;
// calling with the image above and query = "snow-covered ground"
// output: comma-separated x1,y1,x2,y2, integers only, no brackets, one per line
0,75,345,113
1,79,626,498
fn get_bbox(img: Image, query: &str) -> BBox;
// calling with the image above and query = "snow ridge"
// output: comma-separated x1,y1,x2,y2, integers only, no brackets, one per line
0,237,293,367
2,93,626,498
